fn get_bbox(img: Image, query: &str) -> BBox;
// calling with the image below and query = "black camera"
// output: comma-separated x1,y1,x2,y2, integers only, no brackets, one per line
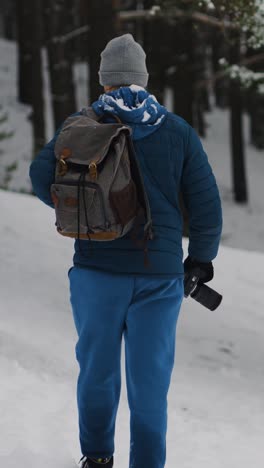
184,267,222,311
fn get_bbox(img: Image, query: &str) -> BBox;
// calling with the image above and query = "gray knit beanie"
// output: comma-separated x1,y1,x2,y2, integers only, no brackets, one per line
99,34,149,88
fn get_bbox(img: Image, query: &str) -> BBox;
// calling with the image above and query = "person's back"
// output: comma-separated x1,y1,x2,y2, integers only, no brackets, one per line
29,34,222,468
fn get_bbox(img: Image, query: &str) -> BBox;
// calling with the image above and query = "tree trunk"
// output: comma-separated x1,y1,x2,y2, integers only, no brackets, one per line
118,0,139,35
249,92,264,149
247,49,264,149
229,34,248,203
87,1,117,103
172,19,195,126
193,26,210,138
16,0,45,156
211,30,229,108
2,0,16,40
16,0,34,105
44,0,76,129
143,0,167,103
31,0,46,155
78,0,90,62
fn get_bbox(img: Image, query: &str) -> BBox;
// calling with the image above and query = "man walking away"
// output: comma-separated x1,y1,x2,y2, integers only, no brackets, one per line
29,34,222,468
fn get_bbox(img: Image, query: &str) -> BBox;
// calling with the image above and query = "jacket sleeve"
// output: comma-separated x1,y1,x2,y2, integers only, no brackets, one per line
181,125,223,262
29,128,61,208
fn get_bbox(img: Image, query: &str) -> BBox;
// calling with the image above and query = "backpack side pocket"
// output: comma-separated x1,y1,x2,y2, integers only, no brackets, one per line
109,179,138,227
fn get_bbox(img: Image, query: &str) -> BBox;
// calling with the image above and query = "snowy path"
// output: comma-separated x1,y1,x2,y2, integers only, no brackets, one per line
0,189,264,468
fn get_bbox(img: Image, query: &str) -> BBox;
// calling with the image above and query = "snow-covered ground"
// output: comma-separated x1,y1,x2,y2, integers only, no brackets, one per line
0,189,264,468
1,36,264,468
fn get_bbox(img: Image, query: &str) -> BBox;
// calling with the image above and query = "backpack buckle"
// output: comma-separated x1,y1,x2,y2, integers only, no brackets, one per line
58,159,68,176
89,162,98,180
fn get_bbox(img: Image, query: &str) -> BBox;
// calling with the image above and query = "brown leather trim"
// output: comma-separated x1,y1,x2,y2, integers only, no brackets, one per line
64,197,78,207
51,191,59,207
109,179,138,226
61,147,72,159
57,229,119,240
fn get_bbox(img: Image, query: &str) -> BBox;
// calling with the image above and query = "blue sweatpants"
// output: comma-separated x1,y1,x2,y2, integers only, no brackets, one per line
68,266,184,468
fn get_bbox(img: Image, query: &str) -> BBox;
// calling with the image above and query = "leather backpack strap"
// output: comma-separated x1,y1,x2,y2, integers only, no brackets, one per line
81,107,123,125
81,106,100,120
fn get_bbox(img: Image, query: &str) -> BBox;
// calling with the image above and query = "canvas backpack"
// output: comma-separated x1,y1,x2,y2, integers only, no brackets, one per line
51,108,153,261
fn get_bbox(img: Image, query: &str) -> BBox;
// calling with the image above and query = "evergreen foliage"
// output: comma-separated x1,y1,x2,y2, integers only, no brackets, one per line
0,108,13,144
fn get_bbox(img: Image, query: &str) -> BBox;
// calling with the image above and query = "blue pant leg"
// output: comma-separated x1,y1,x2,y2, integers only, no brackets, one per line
124,277,184,468
69,267,133,459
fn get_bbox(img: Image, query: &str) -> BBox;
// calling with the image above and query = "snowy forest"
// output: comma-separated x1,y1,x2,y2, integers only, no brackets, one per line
0,1,264,468
1,0,264,203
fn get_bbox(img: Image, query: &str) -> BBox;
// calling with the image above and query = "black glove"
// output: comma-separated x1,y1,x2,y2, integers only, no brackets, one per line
184,256,214,285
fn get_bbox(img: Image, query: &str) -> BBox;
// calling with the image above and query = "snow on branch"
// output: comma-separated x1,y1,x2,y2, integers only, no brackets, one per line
119,1,264,48
196,52,264,93
159,0,264,49
225,63,264,94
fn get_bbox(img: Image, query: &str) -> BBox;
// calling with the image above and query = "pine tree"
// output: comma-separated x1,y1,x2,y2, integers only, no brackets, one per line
171,16,195,126
0,107,15,190
247,48,264,149
143,0,167,103
193,24,210,137
44,0,76,128
229,32,248,203
211,30,229,108
16,0,34,105
87,0,118,103
15,0,45,155
0,108,13,143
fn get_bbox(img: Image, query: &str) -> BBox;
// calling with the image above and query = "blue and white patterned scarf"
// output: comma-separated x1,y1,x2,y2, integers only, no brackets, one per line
92,85,167,140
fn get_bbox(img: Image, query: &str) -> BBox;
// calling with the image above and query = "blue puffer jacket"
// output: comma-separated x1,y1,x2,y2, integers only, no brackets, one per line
29,86,222,277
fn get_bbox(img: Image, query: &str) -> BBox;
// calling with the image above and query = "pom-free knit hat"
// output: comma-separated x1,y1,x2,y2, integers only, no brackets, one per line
99,34,149,88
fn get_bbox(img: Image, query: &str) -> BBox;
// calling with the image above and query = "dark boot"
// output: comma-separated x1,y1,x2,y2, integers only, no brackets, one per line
79,455,114,468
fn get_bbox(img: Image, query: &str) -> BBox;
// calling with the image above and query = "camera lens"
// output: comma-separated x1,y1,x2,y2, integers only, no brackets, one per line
191,284,222,311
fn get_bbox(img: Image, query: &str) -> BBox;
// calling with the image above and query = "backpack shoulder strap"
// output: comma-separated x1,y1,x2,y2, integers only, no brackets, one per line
81,106,100,120
126,135,153,241
81,107,124,125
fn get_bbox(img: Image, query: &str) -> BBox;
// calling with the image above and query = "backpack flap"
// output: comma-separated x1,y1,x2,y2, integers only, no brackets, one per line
54,114,131,169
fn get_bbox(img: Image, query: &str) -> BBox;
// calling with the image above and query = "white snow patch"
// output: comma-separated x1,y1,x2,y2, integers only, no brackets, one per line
73,62,89,115
164,87,174,112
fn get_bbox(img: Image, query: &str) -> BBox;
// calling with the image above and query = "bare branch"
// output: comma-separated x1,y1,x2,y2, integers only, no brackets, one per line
50,25,90,45
118,8,239,31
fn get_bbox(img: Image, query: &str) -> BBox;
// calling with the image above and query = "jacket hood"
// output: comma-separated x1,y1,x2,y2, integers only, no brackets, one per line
92,85,167,140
